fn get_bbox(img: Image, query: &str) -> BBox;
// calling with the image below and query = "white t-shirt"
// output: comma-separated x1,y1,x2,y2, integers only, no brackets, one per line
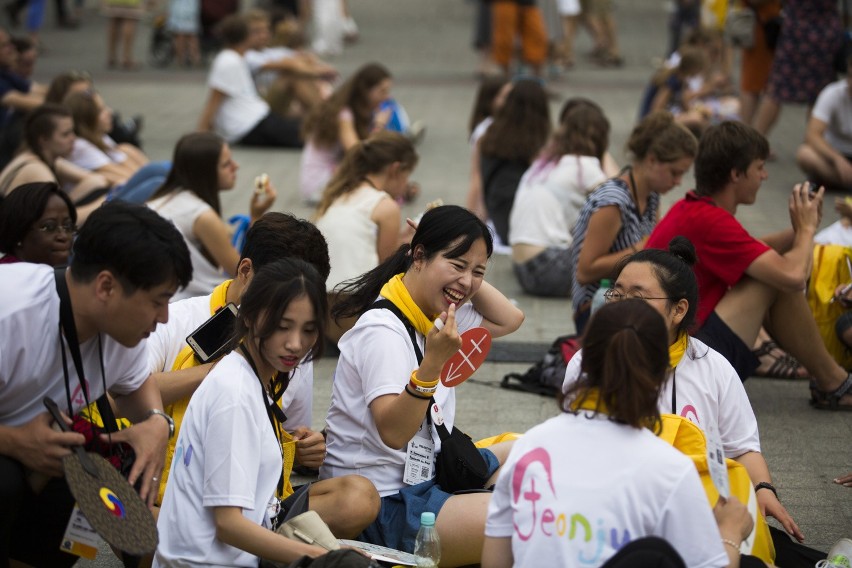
145,287,313,430
154,352,283,567
0,264,149,426
244,47,297,94
811,79,852,156
320,301,483,496
485,413,729,568
316,184,390,291
68,135,127,171
148,190,225,301
207,49,270,143
508,155,607,249
562,337,761,458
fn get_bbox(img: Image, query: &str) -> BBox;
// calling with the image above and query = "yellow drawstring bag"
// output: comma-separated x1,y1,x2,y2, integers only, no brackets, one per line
659,414,775,565
807,244,852,370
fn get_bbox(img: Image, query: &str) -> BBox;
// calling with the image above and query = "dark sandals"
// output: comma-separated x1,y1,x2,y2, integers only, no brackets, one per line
810,374,852,411
753,340,809,380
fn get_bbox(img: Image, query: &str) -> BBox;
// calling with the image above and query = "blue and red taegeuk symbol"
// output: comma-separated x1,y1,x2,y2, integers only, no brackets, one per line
99,487,126,519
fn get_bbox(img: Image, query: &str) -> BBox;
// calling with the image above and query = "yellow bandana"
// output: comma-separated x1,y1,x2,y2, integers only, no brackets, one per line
669,331,689,368
379,273,435,336
569,388,608,414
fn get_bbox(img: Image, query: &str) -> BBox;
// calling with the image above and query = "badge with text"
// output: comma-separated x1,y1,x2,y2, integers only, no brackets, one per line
704,420,730,498
440,327,492,387
61,504,102,560
403,433,435,486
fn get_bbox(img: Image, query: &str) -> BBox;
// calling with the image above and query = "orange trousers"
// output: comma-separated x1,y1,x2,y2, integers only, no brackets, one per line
491,2,547,67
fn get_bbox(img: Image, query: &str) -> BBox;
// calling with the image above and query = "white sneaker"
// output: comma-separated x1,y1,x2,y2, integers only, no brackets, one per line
816,538,852,568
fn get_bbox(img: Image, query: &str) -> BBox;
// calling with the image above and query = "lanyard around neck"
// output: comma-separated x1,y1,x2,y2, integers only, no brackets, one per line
238,343,288,495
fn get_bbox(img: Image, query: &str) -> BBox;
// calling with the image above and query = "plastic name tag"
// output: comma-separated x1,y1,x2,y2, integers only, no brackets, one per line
403,420,435,486
705,420,730,498
60,503,102,560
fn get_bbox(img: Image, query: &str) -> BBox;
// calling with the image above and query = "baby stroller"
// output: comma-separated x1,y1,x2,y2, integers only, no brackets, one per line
148,0,238,68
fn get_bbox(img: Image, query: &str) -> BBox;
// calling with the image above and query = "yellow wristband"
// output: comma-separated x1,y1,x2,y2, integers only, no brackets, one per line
410,370,438,388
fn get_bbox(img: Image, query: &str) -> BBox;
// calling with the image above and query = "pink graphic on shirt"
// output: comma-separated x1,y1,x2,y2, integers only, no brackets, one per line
70,380,91,410
680,404,700,425
510,446,632,562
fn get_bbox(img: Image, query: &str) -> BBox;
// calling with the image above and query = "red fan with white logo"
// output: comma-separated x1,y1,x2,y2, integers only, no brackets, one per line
440,327,492,387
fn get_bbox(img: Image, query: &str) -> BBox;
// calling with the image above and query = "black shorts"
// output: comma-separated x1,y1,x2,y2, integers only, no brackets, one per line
695,311,759,382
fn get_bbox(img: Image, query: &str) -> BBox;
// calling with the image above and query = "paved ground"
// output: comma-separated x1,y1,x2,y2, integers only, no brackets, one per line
17,0,849,564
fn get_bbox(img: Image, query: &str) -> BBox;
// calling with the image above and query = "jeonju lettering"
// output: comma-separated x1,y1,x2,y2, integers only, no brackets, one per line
511,447,631,565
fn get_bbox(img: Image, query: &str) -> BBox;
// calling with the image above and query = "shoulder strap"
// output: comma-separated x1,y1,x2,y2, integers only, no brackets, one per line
364,299,423,364
53,267,120,433
54,267,88,413
0,159,35,196
364,300,452,436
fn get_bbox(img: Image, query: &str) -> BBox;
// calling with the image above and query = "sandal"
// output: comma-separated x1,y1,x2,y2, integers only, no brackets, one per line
752,340,809,380
810,375,852,411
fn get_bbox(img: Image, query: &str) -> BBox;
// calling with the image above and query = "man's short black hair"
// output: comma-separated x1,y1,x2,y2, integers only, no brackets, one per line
70,202,192,293
694,121,769,196
240,212,330,283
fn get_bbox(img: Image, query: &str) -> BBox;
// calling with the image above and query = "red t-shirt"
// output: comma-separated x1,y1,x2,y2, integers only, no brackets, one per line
647,191,770,327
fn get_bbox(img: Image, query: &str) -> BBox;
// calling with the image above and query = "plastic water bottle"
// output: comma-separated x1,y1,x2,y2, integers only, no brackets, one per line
590,278,611,315
413,511,440,568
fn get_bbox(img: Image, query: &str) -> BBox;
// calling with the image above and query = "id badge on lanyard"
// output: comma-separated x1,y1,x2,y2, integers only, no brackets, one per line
403,403,444,485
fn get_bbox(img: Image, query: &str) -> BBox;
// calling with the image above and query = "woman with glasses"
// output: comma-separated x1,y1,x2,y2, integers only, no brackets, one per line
0,181,77,266
563,236,803,544
570,110,697,334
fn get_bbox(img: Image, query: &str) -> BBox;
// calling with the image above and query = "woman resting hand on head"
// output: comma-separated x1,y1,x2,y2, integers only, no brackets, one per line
319,205,524,567
564,236,803,543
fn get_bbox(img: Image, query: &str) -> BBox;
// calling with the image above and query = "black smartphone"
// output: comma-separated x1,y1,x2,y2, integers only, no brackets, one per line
186,303,239,363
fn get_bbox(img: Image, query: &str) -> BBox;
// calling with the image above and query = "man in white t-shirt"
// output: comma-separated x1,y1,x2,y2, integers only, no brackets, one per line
0,202,192,567
197,14,302,148
796,57,852,191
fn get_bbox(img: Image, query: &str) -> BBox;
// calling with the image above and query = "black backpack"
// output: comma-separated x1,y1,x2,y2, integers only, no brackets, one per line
500,335,581,397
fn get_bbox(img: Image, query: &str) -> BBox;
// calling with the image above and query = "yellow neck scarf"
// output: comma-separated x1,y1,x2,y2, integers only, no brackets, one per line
669,331,688,368
379,273,435,336
570,388,608,414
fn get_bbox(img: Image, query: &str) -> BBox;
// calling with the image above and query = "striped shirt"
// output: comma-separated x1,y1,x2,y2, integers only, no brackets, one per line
570,177,660,312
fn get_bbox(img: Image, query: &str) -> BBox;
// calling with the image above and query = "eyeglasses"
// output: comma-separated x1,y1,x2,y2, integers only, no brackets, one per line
603,288,673,303
35,220,77,235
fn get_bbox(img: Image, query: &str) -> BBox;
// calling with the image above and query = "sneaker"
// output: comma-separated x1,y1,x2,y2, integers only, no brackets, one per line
816,537,852,568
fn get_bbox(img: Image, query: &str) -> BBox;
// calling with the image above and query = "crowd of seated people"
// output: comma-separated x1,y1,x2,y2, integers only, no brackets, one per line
2,5,852,568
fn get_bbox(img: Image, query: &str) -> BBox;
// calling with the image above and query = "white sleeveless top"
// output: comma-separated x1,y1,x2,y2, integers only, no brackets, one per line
316,184,390,291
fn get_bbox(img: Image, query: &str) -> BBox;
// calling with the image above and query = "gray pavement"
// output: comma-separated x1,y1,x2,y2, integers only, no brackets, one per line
19,0,848,564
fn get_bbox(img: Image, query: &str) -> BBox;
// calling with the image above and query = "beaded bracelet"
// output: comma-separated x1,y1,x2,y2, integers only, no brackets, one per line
721,539,740,552
409,370,438,388
404,384,432,400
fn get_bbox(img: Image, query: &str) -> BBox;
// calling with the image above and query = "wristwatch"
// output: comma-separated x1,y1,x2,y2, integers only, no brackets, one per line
145,408,175,439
